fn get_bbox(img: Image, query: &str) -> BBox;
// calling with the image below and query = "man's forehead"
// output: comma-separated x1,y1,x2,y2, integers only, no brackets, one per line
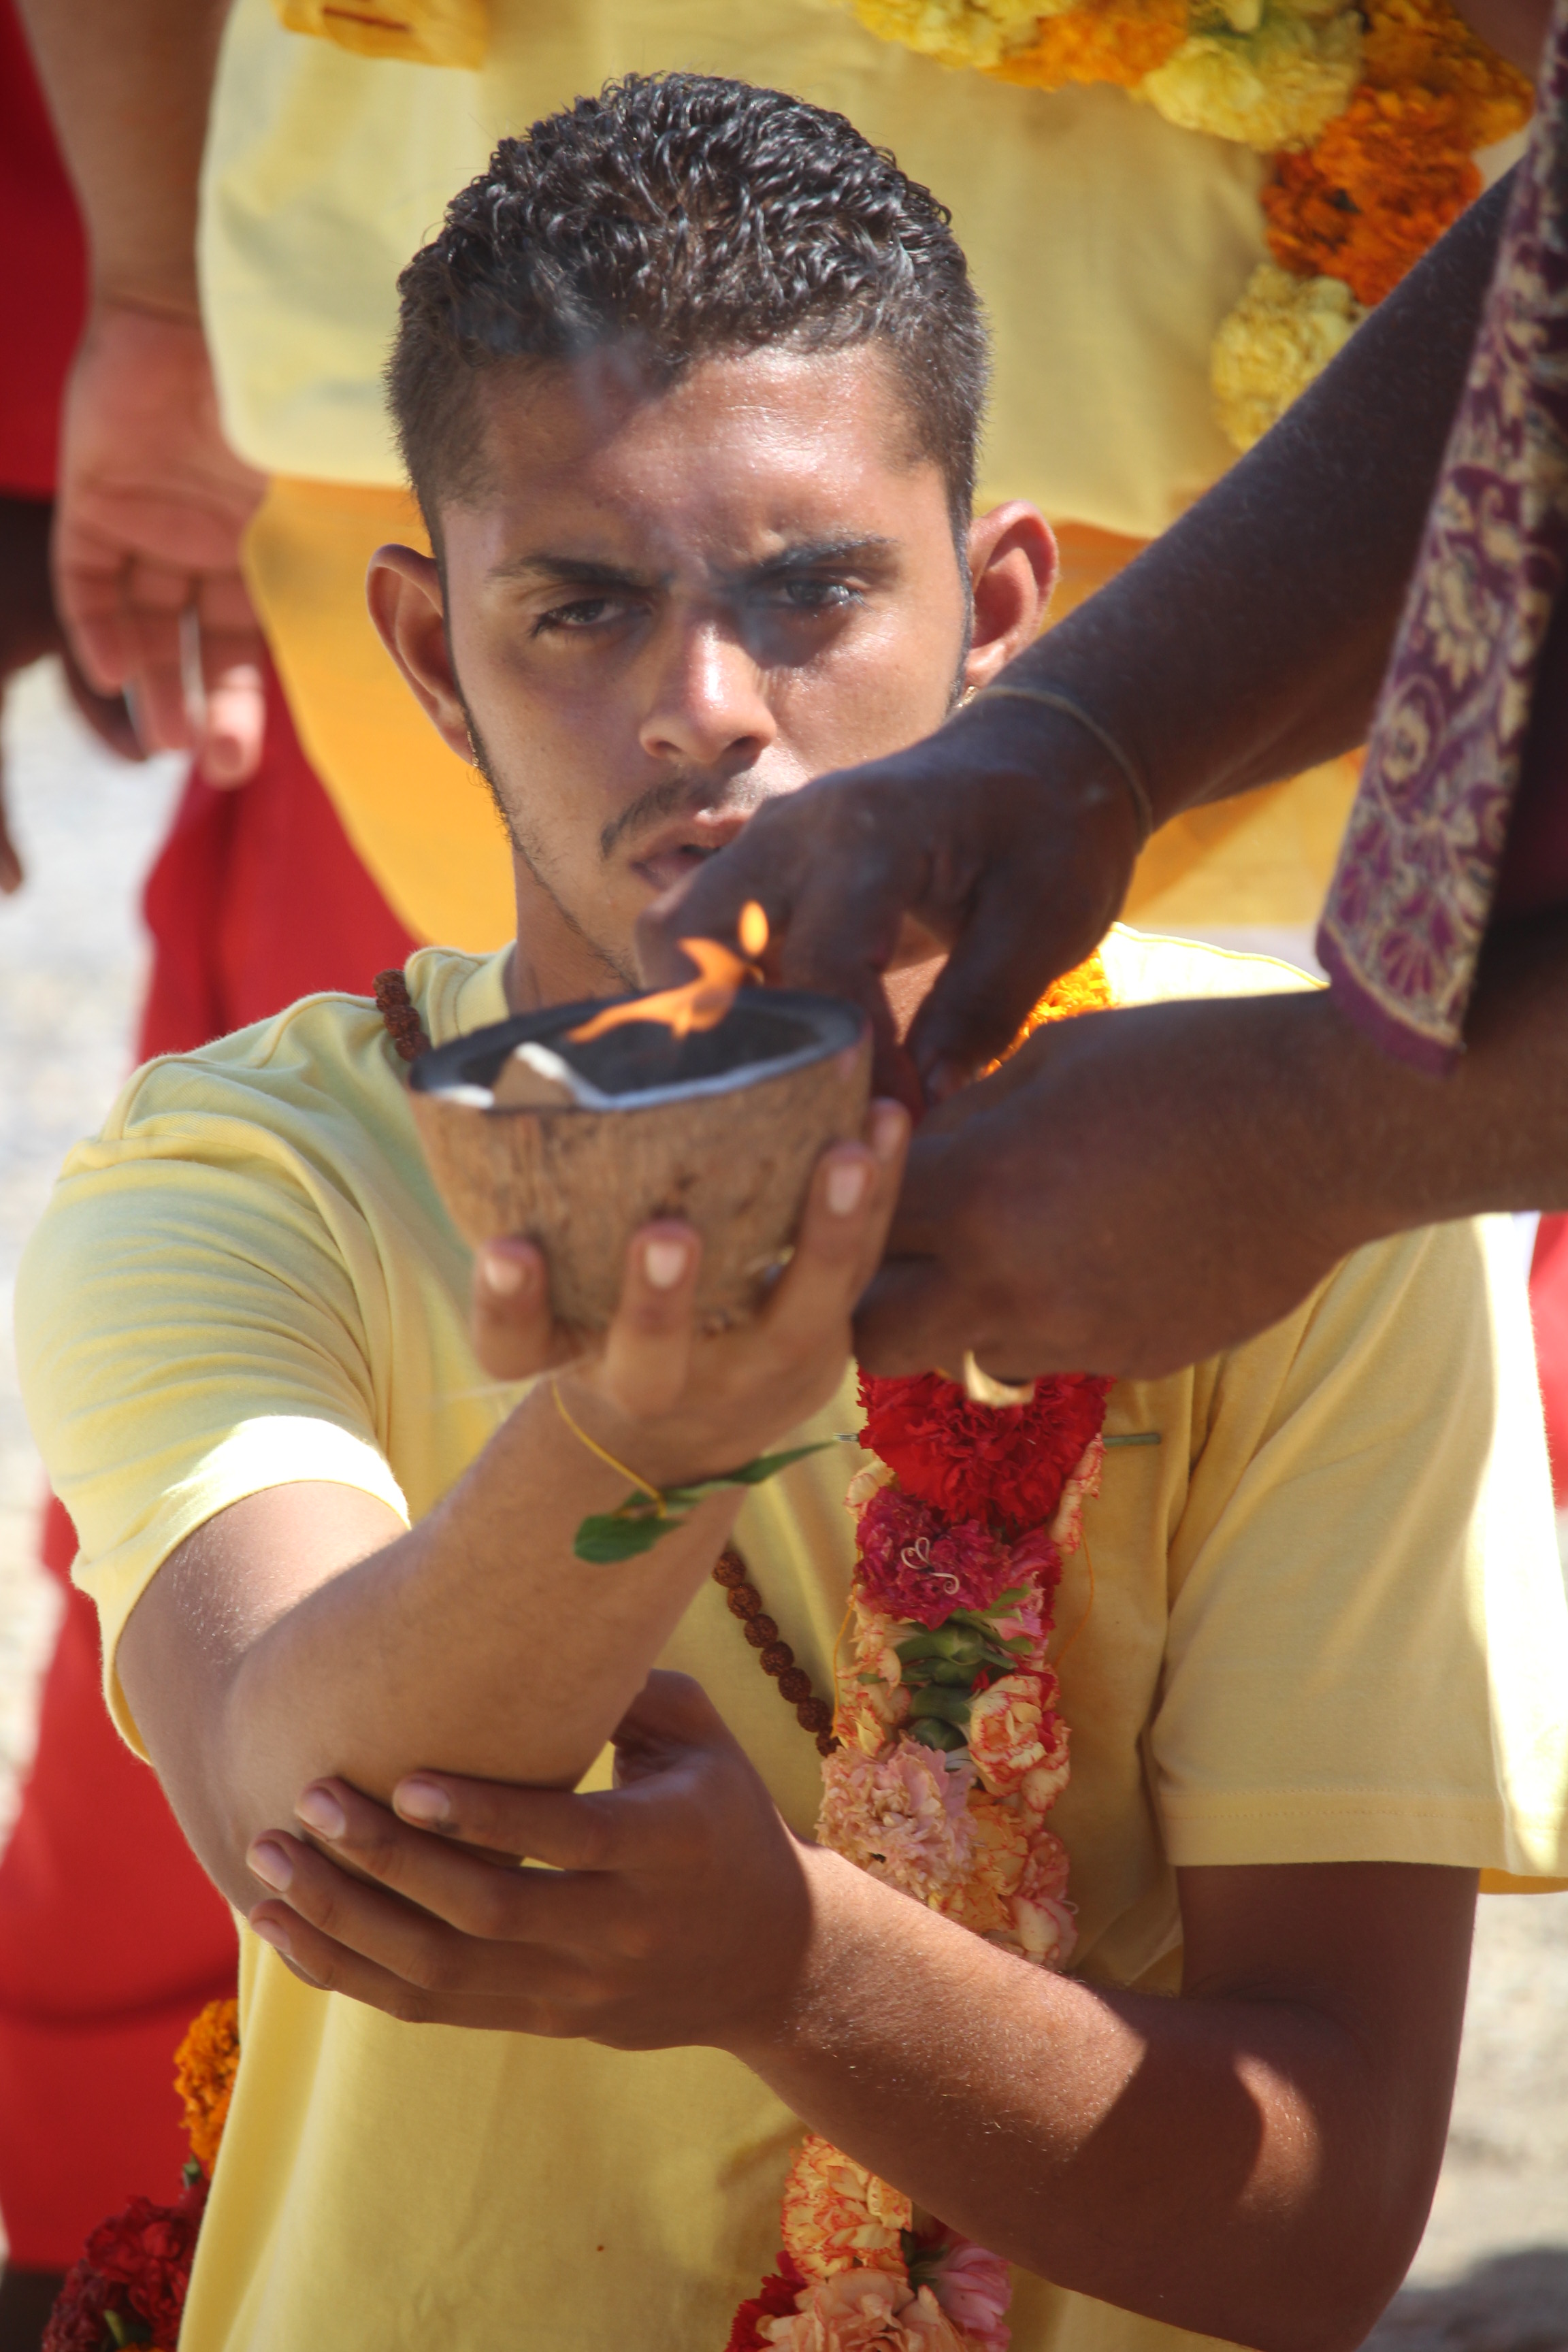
457,340,936,566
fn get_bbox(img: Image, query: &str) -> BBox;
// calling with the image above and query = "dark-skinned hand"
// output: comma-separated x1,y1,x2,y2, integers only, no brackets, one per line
859,987,1377,1382
636,696,1143,1109
244,1671,814,2050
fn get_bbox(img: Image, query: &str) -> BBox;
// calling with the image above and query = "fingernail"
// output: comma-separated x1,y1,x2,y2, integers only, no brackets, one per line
870,1102,905,1162
395,1778,450,1825
295,1786,346,1840
827,1158,869,1217
250,1915,293,1958
644,1237,688,1289
248,1842,293,1892
480,1247,527,1297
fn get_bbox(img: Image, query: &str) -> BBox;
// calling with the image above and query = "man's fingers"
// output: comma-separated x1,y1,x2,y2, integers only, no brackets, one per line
905,872,1087,1098
199,651,267,787
598,1222,700,1419
762,1101,909,1352
470,1237,569,1381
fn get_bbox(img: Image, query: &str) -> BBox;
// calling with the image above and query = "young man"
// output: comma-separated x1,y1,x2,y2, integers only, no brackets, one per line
17,75,1568,2352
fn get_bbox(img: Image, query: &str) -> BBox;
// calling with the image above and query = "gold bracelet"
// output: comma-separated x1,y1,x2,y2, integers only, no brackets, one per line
972,685,1155,848
551,1379,665,1513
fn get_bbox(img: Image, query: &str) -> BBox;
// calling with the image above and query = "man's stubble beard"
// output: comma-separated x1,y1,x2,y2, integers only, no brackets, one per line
459,696,642,994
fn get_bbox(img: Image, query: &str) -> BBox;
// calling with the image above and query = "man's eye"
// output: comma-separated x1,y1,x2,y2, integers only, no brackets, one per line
771,578,860,614
533,596,626,634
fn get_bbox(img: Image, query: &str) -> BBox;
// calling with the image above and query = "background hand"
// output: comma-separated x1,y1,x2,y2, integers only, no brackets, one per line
244,1671,813,2049
858,991,1362,1379
54,299,266,783
636,696,1142,1105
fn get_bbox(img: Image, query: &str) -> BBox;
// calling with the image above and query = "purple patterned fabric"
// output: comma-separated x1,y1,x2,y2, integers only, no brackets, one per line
1316,3,1568,1073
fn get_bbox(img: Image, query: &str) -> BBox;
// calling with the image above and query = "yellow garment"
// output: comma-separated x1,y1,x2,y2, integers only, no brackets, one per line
16,926,1568,2349
270,0,485,69
244,479,513,949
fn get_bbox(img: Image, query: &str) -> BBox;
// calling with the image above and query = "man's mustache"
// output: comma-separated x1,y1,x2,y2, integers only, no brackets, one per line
598,773,770,863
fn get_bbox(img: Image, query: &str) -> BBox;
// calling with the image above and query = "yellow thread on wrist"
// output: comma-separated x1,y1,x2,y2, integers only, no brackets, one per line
972,684,1155,847
551,1380,665,1513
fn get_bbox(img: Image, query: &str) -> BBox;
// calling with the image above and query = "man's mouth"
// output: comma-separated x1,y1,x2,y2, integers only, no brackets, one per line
630,813,750,896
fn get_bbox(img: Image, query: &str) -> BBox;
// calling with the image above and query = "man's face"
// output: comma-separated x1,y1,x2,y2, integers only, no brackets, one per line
371,342,1046,1000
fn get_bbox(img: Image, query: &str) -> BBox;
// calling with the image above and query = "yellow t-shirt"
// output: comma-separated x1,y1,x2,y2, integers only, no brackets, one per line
16,928,1568,2352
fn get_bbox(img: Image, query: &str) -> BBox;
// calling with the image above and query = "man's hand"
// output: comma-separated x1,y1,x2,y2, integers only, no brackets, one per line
466,1099,909,1488
858,990,1373,1380
55,299,266,782
637,696,1142,1105
244,1671,813,2048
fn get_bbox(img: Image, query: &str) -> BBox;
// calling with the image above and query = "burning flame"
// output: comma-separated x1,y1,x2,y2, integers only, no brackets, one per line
568,902,769,1046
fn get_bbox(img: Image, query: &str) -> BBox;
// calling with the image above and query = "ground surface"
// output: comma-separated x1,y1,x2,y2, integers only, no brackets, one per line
0,664,1564,2333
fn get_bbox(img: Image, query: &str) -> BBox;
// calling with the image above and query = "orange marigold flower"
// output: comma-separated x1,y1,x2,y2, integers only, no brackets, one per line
1263,83,1480,307
990,0,1188,91
1360,0,1533,148
174,1997,241,2176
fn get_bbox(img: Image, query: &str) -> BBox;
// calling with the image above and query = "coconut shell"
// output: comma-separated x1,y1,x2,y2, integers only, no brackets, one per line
408,994,871,1331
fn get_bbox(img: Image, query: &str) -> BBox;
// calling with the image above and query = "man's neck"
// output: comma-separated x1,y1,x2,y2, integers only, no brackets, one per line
504,863,638,1015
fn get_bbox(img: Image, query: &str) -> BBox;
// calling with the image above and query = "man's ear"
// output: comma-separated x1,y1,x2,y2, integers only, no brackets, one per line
961,504,1058,694
365,544,475,766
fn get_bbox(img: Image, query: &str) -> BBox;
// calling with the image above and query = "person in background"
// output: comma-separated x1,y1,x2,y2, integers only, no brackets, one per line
0,7,414,2340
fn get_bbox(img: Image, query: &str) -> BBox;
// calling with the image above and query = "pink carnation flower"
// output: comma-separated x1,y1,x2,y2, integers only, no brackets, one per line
817,1740,976,1904
764,2270,970,2349
1009,1829,1076,1969
856,1490,1022,1628
922,2236,1013,2351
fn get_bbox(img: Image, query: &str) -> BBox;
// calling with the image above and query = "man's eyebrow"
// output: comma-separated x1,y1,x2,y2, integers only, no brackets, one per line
739,536,898,581
489,537,900,587
489,552,647,587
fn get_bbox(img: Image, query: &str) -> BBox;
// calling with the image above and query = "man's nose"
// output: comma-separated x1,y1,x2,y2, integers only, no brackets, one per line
638,619,777,768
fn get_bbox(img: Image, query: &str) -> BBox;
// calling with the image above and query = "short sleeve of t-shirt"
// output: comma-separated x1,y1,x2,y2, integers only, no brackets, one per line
14,1002,436,1749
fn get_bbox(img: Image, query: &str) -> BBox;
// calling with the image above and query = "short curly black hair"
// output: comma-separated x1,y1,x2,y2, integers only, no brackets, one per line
389,73,990,540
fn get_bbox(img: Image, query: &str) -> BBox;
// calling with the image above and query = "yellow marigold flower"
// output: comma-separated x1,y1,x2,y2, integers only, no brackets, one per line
1211,261,1364,450
174,1995,241,2176
1141,0,1362,150
781,2135,913,2281
990,0,1189,93
849,0,1043,71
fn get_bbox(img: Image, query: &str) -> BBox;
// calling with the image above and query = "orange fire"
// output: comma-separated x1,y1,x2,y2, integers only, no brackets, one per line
568,902,769,1046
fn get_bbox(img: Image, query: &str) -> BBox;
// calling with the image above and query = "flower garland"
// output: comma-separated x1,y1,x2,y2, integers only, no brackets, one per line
44,1999,239,2352
847,0,1533,453
725,956,1113,2352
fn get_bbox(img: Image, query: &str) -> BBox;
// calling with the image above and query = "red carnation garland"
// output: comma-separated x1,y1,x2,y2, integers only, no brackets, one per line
44,1999,239,2352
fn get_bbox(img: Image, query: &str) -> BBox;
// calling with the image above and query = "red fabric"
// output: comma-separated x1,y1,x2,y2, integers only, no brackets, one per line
1530,1213,1568,1505
137,662,417,1056
0,670,416,2264
0,0,87,497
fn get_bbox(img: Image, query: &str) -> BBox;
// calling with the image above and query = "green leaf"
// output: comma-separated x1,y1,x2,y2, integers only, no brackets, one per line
909,1684,973,1727
574,1507,692,1563
909,1716,969,1752
572,1441,834,1564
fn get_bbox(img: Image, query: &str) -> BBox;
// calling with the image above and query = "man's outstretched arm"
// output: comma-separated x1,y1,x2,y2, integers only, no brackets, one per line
643,173,1512,1094
95,1116,903,1912
16,0,267,779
